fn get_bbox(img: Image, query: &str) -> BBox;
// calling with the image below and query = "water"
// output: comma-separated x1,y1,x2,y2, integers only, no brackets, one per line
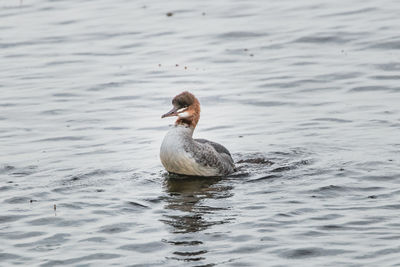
1,0,400,266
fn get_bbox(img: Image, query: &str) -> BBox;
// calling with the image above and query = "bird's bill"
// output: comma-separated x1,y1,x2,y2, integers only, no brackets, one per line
161,107,188,118
161,106,179,118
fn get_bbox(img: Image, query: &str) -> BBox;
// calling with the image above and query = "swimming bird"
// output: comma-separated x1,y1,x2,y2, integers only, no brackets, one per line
160,91,235,177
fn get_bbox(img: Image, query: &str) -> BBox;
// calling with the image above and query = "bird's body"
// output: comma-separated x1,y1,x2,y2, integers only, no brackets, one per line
160,91,235,177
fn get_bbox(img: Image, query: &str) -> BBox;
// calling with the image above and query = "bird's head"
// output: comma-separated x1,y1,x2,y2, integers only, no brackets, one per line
162,91,201,128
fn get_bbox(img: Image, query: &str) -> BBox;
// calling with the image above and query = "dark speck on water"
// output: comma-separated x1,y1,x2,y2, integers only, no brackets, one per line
1,0,400,266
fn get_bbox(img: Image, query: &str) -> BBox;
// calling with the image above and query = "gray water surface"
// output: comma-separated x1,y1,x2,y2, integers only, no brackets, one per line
1,0,400,266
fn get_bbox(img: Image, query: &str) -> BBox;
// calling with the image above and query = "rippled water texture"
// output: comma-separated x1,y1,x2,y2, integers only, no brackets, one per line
1,0,400,266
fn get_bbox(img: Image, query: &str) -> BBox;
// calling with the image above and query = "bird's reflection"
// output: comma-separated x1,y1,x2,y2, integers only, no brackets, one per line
161,174,234,263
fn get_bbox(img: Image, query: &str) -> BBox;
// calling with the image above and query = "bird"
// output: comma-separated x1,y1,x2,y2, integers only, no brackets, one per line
160,91,235,177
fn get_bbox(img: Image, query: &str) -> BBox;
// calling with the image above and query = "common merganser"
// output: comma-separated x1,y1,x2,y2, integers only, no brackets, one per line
160,91,235,177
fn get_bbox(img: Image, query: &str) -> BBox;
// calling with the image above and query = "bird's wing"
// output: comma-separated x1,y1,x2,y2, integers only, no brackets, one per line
194,138,232,157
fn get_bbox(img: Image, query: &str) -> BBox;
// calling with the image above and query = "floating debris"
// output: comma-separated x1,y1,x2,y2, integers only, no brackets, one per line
166,12,173,17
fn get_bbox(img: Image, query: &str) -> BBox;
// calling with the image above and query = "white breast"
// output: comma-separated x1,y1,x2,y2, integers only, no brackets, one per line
160,126,219,176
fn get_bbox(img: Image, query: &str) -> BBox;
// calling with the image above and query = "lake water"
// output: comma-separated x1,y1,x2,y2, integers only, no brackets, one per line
1,0,400,266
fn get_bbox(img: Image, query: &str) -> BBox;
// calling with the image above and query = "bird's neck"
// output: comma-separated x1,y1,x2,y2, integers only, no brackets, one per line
174,119,196,135
172,123,195,137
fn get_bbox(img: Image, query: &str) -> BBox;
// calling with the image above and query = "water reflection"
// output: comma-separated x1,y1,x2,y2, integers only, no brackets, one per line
161,175,234,263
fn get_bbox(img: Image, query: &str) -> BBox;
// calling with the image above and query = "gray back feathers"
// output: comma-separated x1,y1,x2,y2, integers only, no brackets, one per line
194,138,232,157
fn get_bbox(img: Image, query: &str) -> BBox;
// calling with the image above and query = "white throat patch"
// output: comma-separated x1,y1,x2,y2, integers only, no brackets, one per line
178,111,190,118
